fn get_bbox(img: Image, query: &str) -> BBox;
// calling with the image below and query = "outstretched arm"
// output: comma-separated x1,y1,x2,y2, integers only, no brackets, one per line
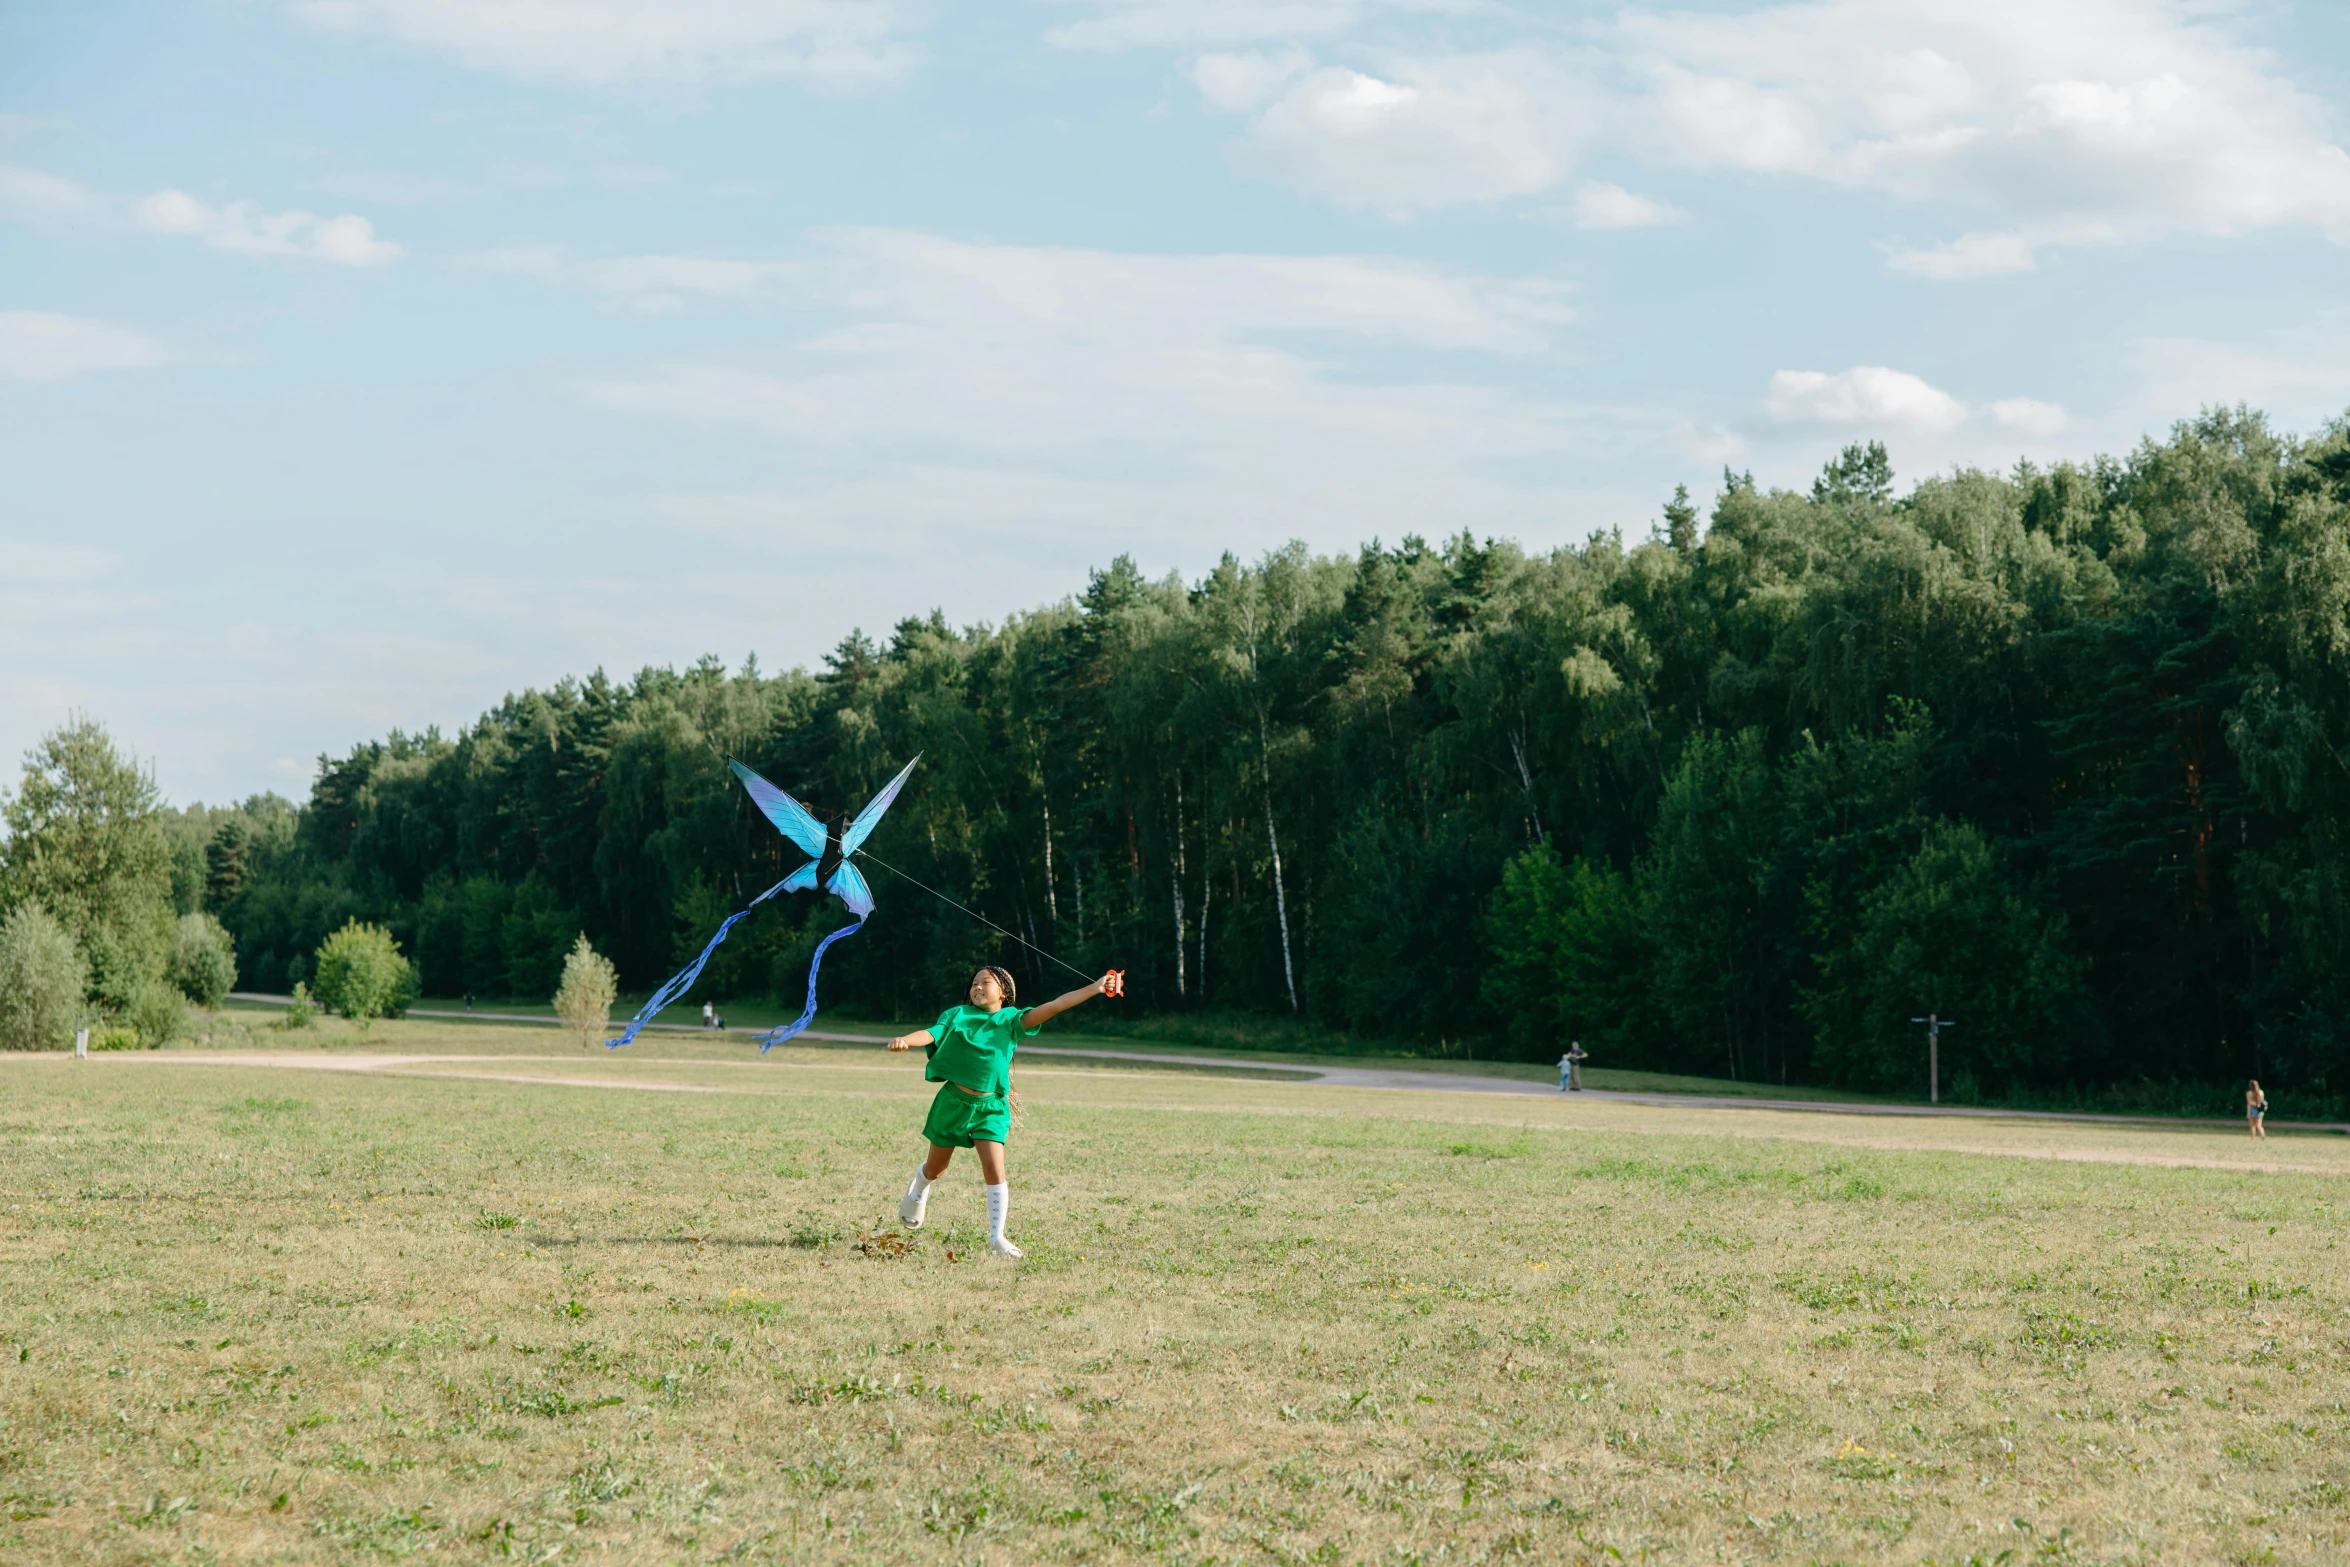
1023,975,1112,1030
885,1026,937,1053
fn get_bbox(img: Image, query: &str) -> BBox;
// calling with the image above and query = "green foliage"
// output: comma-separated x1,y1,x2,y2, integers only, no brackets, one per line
1481,848,1650,1062
552,934,619,1051
1322,805,1501,1045
125,982,187,1048
1641,730,1799,1081
283,982,317,1030
502,876,581,999
168,912,238,1007
311,920,415,1027
1803,822,2098,1094
0,901,87,1051
0,716,174,1009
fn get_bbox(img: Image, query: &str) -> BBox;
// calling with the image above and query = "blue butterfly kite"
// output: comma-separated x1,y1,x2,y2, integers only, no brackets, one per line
605,755,920,1052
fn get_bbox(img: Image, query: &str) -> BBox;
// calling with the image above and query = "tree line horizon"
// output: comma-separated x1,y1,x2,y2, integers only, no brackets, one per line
121,409,2350,1111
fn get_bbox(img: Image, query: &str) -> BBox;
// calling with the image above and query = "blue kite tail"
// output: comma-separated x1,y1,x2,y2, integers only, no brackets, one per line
605,876,789,1049
754,914,866,1052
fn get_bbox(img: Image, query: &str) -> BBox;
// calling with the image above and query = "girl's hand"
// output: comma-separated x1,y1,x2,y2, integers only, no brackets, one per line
886,1030,928,1052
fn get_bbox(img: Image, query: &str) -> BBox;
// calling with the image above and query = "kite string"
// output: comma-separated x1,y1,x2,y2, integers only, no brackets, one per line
854,846,1098,986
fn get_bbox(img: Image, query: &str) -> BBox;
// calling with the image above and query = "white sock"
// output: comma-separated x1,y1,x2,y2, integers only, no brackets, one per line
985,1183,1009,1244
907,1166,933,1200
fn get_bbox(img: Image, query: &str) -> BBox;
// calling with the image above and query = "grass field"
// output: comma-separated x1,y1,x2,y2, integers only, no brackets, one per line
4,1015,2348,1564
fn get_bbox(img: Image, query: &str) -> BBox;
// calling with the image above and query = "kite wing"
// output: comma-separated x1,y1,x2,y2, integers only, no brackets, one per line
826,861,876,919
729,758,828,862
839,755,920,857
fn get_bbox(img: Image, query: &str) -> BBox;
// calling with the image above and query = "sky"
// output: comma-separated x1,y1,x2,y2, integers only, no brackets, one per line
6,0,2350,807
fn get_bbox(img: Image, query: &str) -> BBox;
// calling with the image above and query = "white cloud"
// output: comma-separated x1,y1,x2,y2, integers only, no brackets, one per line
537,229,1573,349
1170,0,2350,256
137,190,403,266
471,246,798,313
1620,0,2350,254
9,168,405,269
0,311,172,381
1570,180,1681,230
1758,370,2083,455
1991,396,2068,437
569,230,1707,552
0,163,94,218
284,0,916,87
1764,366,1969,431
1225,55,1582,211
1641,62,1822,174
1884,230,2035,279
1045,1,1387,52
1192,49,1312,112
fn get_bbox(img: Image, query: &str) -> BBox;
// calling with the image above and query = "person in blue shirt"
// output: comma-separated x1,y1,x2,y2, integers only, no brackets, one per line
1558,1041,1587,1092
886,964,1112,1256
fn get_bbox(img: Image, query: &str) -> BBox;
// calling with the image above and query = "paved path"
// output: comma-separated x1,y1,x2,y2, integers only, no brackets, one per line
225,994,2338,1133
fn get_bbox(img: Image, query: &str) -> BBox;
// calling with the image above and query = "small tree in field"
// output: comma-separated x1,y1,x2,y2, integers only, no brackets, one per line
169,912,238,1008
552,934,619,1053
313,920,414,1029
0,716,174,1010
0,901,87,1051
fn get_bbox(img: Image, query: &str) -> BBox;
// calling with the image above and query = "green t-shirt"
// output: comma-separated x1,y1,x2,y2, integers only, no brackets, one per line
924,1004,1036,1097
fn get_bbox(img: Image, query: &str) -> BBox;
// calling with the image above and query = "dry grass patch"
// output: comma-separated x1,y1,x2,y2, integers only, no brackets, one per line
0,1051,2347,1563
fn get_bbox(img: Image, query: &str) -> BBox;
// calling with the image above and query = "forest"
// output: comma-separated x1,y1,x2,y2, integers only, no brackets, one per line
123,410,2350,1112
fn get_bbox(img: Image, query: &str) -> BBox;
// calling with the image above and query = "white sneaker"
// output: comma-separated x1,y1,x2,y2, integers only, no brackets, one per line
988,1235,1023,1258
899,1185,929,1228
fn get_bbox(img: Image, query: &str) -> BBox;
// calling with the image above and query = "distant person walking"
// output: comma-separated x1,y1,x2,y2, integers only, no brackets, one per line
1559,1041,1588,1093
2247,1080,2268,1139
464,990,474,1011
702,1001,715,1030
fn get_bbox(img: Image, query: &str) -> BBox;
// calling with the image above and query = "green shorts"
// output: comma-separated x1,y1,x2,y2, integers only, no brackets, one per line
921,1082,1009,1148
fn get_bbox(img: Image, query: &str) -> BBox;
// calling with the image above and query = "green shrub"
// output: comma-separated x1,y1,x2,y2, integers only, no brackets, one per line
312,921,415,1028
169,912,238,1007
89,1026,141,1051
0,901,87,1051
283,981,317,1030
127,983,188,1047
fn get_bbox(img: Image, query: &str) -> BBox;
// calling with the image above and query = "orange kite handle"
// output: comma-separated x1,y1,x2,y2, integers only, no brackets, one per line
1102,970,1125,998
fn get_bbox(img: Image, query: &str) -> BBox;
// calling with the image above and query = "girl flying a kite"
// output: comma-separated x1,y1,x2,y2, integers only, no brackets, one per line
603,752,1125,1256
888,963,1116,1257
